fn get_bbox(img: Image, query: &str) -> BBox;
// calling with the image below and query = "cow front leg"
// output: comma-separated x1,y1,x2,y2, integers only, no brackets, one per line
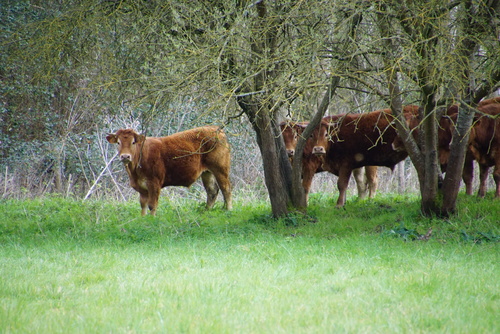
147,185,161,216
463,157,474,195
301,167,316,205
336,168,352,208
139,193,148,216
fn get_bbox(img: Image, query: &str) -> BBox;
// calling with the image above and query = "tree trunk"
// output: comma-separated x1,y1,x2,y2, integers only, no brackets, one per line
378,5,443,216
255,112,292,217
441,104,475,214
397,162,405,194
383,60,442,215
440,0,500,215
238,96,292,217
419,98,440,215
54,138,68,194
290,76,340,209
233,0,292,217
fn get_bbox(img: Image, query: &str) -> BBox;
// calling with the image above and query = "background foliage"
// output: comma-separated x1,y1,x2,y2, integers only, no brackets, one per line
1,0,499,207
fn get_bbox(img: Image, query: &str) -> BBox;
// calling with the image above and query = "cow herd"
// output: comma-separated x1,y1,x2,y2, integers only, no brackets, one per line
107,98,500,215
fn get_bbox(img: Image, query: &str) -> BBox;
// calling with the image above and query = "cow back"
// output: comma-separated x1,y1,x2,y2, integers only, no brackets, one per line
319,109,409,171
134,126,230,188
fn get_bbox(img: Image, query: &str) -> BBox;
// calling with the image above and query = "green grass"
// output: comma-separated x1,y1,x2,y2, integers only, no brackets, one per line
0,194,498,333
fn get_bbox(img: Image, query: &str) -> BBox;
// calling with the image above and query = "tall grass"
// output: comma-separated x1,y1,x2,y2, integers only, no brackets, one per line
0,194,498,333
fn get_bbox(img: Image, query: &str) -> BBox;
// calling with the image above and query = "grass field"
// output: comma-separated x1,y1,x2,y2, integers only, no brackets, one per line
0,193,499,333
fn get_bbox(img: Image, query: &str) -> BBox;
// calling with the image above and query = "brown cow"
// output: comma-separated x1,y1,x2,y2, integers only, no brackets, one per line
393,99,500,197
106,126,232,215
311,106,419,207
468,102,500,197
478,96,500,107
280,121,378,201
436,108,476,195
442,99,500,197
281,121,309,159
389,105,472,190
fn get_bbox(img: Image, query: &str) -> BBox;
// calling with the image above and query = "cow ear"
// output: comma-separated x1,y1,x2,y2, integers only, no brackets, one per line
294,124,307,136
296,123,308,130
106,133,117,144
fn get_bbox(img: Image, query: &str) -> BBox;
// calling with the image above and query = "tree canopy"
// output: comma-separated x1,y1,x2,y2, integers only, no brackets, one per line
2,0,499,216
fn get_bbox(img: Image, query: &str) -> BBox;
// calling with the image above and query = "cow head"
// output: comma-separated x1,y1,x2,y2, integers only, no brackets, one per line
106,129,146,165
280,121,309,158
437,113,457,171
311,120,333,156
391,109,421,152
280,121,299,158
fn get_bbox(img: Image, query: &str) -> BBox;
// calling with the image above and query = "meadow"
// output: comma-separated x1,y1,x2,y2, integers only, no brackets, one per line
0,193,499,333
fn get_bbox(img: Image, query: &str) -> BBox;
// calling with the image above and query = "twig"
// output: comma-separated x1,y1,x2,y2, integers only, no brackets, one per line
66,174,72,198
84,152,119,200
3,166,7,198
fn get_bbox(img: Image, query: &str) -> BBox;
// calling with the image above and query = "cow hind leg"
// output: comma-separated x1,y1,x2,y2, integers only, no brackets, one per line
463,158,474,195
201,171,219,209
211,169,232,210
477,164,489,198
352,168,367,199
336,168,352,208
219,178,232,210
366,166,378,199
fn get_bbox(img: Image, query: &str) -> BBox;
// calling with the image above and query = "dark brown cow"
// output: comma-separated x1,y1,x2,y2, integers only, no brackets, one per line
280,121,378,201
442,99,500,197
478,96,500,107
436,108,476,195
393,99,500,198
311,105,419,207
106,126,232,215
468,102,500,197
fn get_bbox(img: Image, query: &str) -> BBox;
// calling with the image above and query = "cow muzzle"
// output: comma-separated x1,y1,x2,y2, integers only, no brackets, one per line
286,149,295,157
312,146,326,155
120,154,132,164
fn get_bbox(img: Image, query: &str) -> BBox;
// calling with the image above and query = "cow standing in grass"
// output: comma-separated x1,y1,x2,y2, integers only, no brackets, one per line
440,100,500,198
393,98,500,198
468,101,500,197
106,126,232,216
280,121,378,202
310,106,420,207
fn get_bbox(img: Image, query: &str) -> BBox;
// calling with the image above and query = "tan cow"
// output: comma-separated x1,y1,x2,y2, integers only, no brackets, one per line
280,121,378,201
106,126,232,215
